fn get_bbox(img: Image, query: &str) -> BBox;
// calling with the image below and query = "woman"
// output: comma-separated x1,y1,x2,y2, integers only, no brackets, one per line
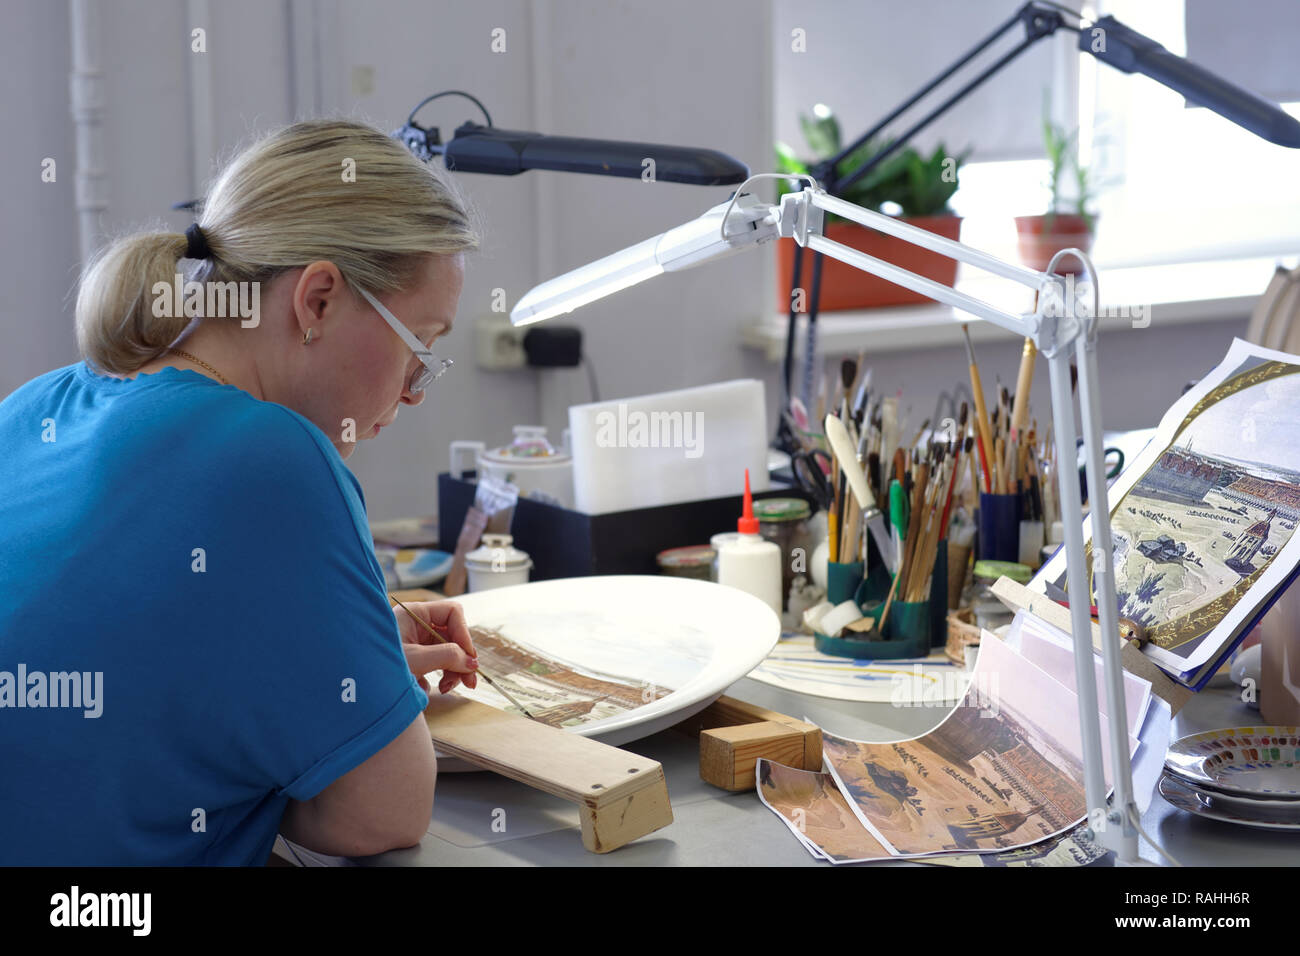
0,119,482,864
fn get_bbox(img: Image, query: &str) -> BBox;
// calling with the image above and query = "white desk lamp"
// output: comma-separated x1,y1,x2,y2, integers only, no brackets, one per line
512,176,1140,863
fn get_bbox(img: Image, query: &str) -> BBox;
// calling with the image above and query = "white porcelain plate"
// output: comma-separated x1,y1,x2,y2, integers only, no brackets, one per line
427,576,780,767
1164,726,1300,797
1158,773,1300,831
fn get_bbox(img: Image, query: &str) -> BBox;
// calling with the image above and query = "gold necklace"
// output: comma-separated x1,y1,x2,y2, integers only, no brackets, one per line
166,347,230,385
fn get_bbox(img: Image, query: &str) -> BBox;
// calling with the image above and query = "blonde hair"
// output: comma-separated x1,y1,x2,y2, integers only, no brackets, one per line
76,118,480,374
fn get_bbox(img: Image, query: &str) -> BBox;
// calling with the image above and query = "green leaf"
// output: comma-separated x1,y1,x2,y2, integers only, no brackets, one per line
774,140,808,175
800,107,841,159
776,105,969,222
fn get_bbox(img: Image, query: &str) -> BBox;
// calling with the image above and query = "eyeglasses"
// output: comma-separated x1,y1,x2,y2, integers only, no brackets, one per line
357,287,453,393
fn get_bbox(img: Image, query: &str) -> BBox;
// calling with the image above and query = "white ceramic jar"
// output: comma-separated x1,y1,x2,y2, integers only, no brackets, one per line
450,426,574,509
465,534,533,592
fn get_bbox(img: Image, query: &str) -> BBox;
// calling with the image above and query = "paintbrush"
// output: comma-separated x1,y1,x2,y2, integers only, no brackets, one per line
961,324,995,493
851,361,872,422
1003,432,1016,492
940,432,970,538
389,593,541,720
909,418,931,451
908,446,952,601
1010,337,1036,433
898,454,929,593
994,436,1005,494
880,396,900,482
833,359,857,548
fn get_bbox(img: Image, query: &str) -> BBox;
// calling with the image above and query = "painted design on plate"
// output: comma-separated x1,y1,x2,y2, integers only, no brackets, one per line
1165,726,1300,796
459,625,673,728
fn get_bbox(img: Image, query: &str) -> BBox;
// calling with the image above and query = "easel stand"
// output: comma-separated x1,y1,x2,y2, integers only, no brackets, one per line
992,576,1193,716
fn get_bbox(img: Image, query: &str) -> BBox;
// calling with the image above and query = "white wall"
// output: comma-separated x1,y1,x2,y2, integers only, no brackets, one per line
1,0,80,385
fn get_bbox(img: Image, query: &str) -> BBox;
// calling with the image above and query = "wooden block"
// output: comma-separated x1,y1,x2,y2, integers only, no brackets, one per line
424,693,673,853
700,721,807,791
673,695,822,772
991,576,1193,716
579,777,674,854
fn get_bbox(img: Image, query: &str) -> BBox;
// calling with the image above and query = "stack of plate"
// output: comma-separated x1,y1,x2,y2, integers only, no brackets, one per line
1160,726,1300,831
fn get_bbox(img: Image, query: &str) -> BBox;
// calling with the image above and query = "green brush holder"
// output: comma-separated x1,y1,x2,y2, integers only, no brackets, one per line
825,560,865,605
814,534,932,659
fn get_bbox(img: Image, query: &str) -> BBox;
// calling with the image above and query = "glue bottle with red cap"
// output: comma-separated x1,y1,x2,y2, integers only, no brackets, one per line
716,469,782,616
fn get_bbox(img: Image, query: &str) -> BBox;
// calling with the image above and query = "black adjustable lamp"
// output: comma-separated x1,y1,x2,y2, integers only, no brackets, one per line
172,89,748,210
778,1,1300,454
393,90,749,186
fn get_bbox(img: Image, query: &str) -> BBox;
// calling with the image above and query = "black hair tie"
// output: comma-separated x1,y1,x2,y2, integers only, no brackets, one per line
184,222,212,260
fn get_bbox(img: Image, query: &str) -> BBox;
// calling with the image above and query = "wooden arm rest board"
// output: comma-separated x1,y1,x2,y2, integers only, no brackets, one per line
991,576,1193,716
424,693,673,853
672,695,822,791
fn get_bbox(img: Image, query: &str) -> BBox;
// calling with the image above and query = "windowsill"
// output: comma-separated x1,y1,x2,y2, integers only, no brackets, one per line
742,253,1298,360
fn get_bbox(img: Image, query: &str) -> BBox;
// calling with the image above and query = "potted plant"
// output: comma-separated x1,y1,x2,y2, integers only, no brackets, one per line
1015,106,1097,275
774,104,970,311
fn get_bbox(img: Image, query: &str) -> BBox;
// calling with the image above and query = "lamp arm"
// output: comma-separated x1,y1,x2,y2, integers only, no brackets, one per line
818,2,1068,193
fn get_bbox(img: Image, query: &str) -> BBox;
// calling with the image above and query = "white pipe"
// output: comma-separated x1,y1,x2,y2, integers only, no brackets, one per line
69,0,107,263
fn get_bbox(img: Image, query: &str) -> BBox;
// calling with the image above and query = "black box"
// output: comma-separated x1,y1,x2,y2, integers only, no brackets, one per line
437,472,810,579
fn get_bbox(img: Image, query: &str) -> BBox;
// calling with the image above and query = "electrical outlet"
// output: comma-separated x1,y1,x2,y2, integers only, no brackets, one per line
475,314,527,370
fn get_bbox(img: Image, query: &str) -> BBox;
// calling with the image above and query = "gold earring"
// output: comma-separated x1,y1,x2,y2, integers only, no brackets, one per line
303,329,314,345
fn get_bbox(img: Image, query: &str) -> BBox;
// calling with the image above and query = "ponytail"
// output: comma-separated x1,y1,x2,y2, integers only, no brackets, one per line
75,118,481,375
75,230,195,375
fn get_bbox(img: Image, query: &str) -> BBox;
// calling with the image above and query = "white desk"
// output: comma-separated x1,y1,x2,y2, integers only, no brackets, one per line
346,676,1287,867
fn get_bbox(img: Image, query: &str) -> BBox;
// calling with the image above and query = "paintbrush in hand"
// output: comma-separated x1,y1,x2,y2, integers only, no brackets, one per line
389,593,541,720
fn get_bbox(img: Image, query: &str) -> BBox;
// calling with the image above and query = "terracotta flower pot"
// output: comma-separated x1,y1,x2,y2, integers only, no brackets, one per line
1014,213,1095,275
775,215,963,312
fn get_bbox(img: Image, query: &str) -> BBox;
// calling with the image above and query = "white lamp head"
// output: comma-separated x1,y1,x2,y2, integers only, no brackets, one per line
509,192,780,326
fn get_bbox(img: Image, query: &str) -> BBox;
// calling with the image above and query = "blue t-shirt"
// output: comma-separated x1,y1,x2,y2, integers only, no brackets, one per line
0,362,429,865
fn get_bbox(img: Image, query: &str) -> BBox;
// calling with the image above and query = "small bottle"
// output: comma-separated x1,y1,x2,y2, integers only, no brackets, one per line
717,469,782,616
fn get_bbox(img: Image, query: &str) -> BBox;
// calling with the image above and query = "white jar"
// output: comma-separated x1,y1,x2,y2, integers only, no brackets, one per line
450,425,574,508
465,534,533,592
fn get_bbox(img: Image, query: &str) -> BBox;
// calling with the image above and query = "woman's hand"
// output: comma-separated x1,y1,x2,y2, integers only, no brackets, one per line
392,599,479,694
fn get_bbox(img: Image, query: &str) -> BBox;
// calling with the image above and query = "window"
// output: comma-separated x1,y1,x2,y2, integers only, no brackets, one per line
949,0,1300,269
1082,0,1300,266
